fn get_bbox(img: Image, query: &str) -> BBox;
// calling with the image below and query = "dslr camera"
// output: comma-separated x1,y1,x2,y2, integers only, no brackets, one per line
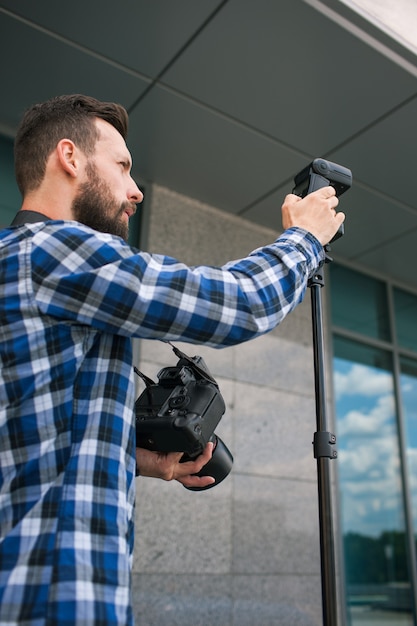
292,157,352,242
135,346,233,491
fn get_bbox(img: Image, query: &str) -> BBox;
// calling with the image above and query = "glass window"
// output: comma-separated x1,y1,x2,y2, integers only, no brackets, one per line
399,356,417,540
0,135,21,226
394,288,417,353
330,264,390,342
127,205,142,248
333,336,413,624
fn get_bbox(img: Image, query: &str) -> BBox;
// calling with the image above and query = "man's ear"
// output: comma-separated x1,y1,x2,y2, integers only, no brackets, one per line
56,138,81,178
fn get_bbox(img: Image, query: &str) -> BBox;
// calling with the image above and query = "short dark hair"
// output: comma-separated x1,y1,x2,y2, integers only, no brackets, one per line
14,94,129,196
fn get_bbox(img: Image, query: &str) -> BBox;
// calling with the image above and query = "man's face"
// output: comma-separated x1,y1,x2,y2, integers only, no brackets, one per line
72,161,134,241
71,119,143,241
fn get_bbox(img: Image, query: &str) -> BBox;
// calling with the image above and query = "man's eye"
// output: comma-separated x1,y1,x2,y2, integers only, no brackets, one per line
119,160,132,173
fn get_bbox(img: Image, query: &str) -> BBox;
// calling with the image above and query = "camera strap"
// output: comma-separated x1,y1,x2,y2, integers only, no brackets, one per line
166,342,219,386
134,342,219,389
133,367,156,387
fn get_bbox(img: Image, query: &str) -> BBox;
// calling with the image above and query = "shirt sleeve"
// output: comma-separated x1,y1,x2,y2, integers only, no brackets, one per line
30,222,324,348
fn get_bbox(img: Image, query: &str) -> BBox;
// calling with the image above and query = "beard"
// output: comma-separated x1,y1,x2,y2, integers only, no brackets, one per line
72,162,133,241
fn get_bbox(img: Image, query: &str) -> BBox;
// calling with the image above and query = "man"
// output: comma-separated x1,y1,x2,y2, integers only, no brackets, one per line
0,94,343,625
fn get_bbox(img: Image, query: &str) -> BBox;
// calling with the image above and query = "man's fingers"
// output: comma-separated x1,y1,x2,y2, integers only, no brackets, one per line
178,474,215,489
335,211,345,226
178,442,214,475
135,442,215,483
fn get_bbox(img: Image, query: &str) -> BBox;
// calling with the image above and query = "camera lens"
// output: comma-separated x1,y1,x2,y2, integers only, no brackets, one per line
184,435,233,491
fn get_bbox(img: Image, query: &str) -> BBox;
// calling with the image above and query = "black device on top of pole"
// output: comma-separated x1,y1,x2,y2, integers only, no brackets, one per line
293,158,353,626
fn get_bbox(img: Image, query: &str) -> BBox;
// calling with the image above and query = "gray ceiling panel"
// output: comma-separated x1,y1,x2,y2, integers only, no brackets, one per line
162,0,417,155
129,86,305,213
0,14,149,133
329,96,417,210
353,226,417,289
0,1,222,77
329,183,417,258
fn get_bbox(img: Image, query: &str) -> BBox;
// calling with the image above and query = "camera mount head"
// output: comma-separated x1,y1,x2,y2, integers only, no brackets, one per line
293,158,352,243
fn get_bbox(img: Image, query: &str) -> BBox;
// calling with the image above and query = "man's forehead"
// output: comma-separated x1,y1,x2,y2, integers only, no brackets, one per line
94,118,132,159
95,118,125,145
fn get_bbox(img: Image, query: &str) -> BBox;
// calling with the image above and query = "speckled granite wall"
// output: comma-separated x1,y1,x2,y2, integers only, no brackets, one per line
132,185,340,626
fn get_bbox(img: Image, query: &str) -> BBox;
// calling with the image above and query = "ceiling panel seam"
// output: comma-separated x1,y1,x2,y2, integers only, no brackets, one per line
0,6,152,82
349,224,417,261
127,0,229,116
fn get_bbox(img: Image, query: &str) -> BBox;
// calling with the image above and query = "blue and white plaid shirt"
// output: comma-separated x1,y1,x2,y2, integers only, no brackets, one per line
0,219,324,625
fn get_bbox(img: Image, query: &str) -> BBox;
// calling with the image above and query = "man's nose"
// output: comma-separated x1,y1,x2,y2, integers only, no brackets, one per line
129,179,144,204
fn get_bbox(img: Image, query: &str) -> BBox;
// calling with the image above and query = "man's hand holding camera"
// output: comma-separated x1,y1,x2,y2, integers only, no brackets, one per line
136,442,215,488
282,186,345,246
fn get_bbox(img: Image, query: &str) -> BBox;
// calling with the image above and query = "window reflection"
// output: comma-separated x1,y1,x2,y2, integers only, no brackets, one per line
394,288,417,353
333,336,413,624
330,265,390,342
399,357,417,540
0,136,21,226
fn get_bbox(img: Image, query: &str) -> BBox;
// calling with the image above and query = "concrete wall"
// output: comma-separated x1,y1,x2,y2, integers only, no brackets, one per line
132,185,337,625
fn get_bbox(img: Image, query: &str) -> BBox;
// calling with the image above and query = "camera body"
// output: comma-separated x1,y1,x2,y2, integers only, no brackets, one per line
135,351,233,490
136,356,225,457
293,158,352,242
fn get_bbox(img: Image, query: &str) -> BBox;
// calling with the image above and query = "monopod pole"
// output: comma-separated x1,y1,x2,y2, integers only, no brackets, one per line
309,266,338,626
291,157,352,625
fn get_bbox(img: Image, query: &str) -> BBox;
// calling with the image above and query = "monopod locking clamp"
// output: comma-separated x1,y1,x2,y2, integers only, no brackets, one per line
313,431,338,460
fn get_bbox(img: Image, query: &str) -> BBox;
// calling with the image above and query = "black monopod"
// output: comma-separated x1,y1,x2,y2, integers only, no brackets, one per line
293,158,352,626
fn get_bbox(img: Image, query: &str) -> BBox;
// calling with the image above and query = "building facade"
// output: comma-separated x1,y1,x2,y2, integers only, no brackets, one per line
1,1,417,625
